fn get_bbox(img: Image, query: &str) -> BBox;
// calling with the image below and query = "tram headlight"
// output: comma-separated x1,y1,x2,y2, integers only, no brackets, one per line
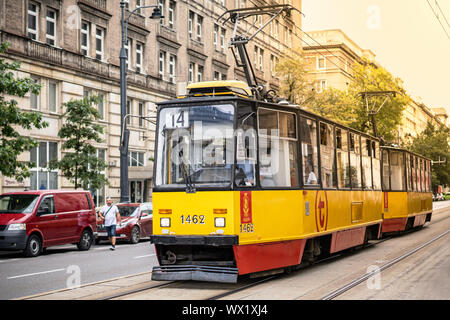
215,217,226,228
160,217,171,227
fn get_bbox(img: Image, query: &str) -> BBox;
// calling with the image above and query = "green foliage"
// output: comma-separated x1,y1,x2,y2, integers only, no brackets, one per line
275,55,410,142
348,60,410,141
275,56,313,104
0,42,48,181
49,95,108,190
407,121,450,189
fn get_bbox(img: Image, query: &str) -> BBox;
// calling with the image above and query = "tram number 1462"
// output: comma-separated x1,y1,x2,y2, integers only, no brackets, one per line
181,215,205,224
240,223,254,233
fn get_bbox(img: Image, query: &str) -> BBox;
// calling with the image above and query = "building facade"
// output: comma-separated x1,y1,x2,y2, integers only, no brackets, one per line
302,29,447,144
0,0,302,203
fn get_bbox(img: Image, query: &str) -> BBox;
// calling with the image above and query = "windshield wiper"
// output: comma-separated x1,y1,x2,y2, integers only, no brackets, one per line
180,162,196,194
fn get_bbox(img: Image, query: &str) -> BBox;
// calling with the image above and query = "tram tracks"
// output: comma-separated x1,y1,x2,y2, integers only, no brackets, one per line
99,209,450,300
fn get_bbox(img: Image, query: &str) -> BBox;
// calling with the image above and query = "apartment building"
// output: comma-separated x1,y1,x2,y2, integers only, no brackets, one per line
0,0,302,203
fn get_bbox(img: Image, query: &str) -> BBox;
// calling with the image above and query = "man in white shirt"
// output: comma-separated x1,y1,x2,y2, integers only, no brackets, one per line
99,197,121,250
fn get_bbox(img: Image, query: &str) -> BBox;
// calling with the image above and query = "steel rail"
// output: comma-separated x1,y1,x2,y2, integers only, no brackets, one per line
321,228,450,300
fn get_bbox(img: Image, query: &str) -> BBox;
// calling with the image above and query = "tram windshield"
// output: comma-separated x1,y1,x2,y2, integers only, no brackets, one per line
155,104,235,189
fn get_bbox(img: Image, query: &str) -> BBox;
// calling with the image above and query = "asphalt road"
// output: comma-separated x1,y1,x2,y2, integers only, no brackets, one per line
0,238,158,300
1,200,449,300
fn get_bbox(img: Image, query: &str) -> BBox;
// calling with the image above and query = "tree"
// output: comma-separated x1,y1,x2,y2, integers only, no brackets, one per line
49,95,108,190
348,60,411,142
275,56,314,104
275,55,411,143
0,42,48,182
407,121,450,190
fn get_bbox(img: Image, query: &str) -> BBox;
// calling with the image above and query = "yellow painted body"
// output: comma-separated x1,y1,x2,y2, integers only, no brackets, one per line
153,189,383,245
383,192,432,220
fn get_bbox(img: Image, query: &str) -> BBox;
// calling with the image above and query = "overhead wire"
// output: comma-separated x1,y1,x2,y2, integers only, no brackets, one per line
426,0,450,40
435,0,450,29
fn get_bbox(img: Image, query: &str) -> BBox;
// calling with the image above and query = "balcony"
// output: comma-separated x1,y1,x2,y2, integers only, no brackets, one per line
128,12,146,30
156,24,179,46
78,0,107,12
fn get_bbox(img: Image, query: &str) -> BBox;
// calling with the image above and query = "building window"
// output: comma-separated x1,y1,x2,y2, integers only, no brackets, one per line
97,93,104,120
159,51,166,79
126,99,132,125
197,65,203,82
213,24,218,49
30,141,58,190
87,148,106,207
259,48,264,71
136,0,143,14
46,8,56,46
128,151,145,167
81,21,90,56
158,0,165,25
188,11,194,39
316,80,327,93
220,28,226,52
138,102,144,127
317,56,326,70
125,38,132,70
28,2,39,40
95,27,104,61
188,62,194,82
196,15,203,42
30,76,40,110
48,81,58,113
136,43,143,73
169,54,176,84
168,0,176,29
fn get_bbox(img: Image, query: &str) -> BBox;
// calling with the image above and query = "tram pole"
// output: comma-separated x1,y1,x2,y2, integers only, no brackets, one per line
119,2,163,203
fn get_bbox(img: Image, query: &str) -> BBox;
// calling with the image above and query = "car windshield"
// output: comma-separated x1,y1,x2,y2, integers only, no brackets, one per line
0,195,39,214
118,206,139,217
155,104,235,189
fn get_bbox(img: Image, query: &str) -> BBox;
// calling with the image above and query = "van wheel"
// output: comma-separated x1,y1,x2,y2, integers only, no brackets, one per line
130,226,140,244
77,229,93,251
24,234,42,257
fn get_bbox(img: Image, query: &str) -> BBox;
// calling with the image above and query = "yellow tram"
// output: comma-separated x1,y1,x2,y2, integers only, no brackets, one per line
380,146,433,233
149,5,432,283
150,80,387,283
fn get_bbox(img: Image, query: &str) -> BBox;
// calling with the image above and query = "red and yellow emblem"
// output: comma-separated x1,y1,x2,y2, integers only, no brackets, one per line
240,191,252,224
315,190,328,232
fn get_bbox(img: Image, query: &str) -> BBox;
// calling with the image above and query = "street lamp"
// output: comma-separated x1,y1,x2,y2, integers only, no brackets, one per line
120,2,163,203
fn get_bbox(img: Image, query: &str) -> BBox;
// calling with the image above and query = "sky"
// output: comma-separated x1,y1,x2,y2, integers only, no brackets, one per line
301,0,450,114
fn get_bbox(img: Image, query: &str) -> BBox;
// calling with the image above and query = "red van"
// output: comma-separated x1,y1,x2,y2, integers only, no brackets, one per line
0,190,97,257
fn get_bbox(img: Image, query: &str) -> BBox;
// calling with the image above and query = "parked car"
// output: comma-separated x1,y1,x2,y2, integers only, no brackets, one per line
97,202,153,244
0,190,97,257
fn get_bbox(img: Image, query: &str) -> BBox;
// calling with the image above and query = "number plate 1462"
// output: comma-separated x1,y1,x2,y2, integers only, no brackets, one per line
181,215,205,224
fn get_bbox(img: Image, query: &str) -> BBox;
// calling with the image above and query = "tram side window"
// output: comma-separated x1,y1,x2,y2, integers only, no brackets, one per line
411,156,417,191
300,117,319,186
336,128,350,188
349,133,362,188
390,151,405,191
235,105,257,187
420,158,424,192
406,153,412,191
320,122,336,188
361,138,372,190
427,160,431,192
372,141,381,189
382,149,390,190
258,108,299,187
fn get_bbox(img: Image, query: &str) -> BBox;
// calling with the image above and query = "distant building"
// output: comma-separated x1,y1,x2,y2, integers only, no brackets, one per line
302,29,447,144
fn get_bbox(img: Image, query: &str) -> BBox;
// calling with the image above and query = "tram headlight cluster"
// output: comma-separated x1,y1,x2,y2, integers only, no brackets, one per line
160,217,171,227
215,217,226,228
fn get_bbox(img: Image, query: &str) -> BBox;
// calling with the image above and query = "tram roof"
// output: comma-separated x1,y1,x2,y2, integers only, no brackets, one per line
381,145,431,161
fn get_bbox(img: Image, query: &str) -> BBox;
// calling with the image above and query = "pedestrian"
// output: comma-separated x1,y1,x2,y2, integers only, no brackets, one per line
99,197,121,251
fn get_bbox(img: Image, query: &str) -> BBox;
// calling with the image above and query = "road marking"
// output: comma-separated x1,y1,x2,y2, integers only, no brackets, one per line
7,268,65,280
133,254,156,259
